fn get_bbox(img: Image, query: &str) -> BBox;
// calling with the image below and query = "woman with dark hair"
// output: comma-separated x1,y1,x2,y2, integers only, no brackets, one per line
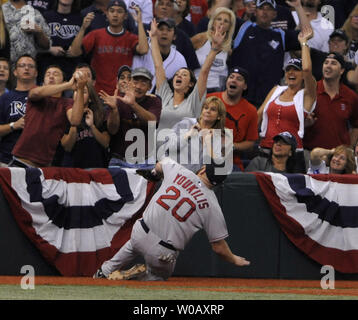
173,0,196,37
38,0,84,83
245,131,303,173
61,82,110,168
149,18,226,133
308,145,356,174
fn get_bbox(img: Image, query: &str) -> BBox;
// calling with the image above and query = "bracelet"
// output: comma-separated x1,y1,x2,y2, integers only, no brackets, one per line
211,47,220,52
9,122,14,131
301,42,309,47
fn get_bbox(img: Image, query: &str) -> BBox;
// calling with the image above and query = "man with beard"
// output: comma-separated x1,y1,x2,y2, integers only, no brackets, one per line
207,67,258,171
291,0,334,52
245,131,303,173
303,52,358,152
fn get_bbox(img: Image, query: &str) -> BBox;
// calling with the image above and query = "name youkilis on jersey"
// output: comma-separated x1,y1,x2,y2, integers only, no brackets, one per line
172,173,209,209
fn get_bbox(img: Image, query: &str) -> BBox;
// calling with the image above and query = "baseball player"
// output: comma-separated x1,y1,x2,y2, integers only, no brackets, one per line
93,157,250,280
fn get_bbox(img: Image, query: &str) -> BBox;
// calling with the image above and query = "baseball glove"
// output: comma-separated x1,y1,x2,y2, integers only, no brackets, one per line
136,169,161,182
108,264,146,280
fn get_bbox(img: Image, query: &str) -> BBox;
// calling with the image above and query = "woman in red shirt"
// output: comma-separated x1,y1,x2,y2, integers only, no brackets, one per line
257,26,316,172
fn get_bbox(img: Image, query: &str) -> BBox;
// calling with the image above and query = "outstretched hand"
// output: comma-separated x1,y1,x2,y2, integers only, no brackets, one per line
99,88,119,110
211,24,226,52
286,0,302,8
298,25,314,43
148,18,158,38
130,4,142,23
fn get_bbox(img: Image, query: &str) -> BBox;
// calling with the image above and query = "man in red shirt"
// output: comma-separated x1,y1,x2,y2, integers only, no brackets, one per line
303,52,358,151
68,0,148,95
10,66,88,168
208,67,258,171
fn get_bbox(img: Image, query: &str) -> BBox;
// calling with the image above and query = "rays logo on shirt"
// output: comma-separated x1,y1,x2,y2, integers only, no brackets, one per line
49,22,81,39
268,40,280,50
10,100,26,116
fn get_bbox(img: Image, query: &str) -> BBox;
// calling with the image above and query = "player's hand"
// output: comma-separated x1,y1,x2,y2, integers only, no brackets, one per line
233,255,250,267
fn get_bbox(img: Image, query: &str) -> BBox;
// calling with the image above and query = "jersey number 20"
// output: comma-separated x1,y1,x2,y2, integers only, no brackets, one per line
156,186,196,222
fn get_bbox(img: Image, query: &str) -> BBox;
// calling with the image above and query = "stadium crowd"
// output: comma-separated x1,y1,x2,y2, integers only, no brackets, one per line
0,0,358,175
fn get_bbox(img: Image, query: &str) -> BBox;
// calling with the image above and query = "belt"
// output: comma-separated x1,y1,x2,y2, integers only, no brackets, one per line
140,219,177,251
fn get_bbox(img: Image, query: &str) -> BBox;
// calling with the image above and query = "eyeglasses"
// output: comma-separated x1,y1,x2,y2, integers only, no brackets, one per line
17,64,36,69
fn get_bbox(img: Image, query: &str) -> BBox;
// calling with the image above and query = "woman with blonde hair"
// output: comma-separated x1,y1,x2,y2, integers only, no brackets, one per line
0,7,10,60
341,4,358,62
160,95,231,173
307,145,356,174
191,7,236,93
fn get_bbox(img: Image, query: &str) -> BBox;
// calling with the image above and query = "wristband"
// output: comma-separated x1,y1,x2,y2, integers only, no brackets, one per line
301,42,309,47
9,122,14,131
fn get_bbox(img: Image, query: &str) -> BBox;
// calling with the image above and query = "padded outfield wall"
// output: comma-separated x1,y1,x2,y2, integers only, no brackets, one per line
1,172,357,280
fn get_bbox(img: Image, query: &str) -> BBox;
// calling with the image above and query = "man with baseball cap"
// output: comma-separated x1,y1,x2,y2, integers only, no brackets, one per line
245,131,303,173
303,51,358,154
100,67,162,168
230,0,311,108
307,28,358,92
94,157,249,281
132,17,187,93
68,0,149,95
208,67,258,171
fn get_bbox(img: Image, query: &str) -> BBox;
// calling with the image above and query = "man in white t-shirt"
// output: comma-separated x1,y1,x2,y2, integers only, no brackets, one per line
94,157,250,280
292,0,333,52
132,18,187,93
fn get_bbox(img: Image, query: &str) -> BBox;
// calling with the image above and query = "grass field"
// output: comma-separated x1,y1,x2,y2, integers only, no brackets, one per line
0,276,358,300
0,284,358,300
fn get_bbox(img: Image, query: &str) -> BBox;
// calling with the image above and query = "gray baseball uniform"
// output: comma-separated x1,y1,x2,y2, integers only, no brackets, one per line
101,158,229,280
